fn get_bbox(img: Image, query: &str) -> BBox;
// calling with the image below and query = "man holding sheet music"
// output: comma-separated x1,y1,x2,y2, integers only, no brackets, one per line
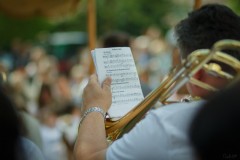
74,4,240,160
91,47,145,118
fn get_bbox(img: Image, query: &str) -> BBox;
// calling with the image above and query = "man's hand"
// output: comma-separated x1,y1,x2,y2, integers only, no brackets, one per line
75,74,111,160
82,74,112,112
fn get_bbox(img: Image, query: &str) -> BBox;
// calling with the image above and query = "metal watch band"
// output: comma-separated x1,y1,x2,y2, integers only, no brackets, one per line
79,107,106,126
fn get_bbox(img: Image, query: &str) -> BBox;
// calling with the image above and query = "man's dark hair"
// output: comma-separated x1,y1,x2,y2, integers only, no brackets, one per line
175,4,240,60
189,81,240,159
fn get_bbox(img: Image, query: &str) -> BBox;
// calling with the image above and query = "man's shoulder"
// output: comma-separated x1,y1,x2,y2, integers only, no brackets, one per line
150,100,205,119
106,101,204,160
144,101,205,160
146,100,205,131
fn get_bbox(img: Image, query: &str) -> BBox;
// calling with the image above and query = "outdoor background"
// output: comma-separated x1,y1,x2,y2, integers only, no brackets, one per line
0,0,240,160
0,0,239,47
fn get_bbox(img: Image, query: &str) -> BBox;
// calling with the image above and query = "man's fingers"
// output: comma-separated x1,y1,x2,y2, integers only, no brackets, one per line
102,77,112,91
89,74,98,84
87,74,111,92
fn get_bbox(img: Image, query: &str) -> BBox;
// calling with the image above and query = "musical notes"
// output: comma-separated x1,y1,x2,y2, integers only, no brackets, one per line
112,84,140,90
91,47,144,118
112,97,143,104
104,63,135,69
106,71,137,77
102,53,132,59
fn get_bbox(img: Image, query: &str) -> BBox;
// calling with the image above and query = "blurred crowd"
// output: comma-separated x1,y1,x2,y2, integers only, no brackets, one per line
0,26,181,160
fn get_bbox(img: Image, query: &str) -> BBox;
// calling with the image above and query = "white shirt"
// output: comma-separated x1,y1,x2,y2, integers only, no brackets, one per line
106,101,205,160
40,125,68,160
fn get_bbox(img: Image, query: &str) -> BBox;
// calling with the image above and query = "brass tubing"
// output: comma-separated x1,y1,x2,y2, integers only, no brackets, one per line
105,39,240,141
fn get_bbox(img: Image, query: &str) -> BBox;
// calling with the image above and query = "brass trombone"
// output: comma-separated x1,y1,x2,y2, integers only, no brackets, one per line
105,39,240,141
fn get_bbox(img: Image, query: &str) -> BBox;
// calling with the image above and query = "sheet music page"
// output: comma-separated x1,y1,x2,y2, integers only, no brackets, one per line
91,47,144,118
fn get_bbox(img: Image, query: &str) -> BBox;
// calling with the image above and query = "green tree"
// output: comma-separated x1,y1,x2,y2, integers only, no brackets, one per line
0,14,53,47
0,0,191,47
51,0,190,37
97,0,176,35
228,0,240,15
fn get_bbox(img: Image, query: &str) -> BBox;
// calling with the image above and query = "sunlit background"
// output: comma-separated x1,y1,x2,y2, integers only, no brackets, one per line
0,0,239,160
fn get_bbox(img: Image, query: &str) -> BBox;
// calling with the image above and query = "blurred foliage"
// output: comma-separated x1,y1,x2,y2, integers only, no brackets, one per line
0,0,190,47
52,0,190,37
50,0,88,33
97,0,174,35
227,0,240,15
0,14,53,47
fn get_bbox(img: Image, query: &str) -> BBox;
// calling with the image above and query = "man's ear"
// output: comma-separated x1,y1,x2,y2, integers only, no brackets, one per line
193,69,204,80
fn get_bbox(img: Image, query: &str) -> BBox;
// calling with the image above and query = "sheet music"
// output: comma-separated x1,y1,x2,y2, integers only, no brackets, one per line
91,47,144,118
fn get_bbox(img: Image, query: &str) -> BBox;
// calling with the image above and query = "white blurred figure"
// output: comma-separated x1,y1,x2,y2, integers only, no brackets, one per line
69,64,88,106
57,105,81,151
39,108,68,160
23,62,42,115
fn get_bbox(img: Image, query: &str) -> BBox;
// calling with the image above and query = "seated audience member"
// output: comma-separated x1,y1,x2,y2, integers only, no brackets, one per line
189,81,240,160
74,4,240,160
0,87,44,160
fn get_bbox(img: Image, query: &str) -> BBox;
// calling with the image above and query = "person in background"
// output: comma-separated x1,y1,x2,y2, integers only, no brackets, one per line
0,86,44,160
74,4,240,160
38,107,68,160
189,80,240,160
100,31,131,48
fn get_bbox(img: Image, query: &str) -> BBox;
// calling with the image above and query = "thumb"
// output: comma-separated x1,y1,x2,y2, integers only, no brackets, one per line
102,77,112,91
